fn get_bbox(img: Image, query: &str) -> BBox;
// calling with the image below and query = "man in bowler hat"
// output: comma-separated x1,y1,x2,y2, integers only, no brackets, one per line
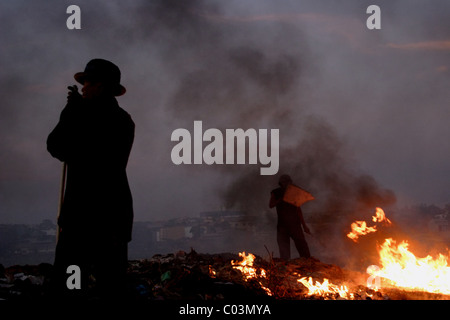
47,59,134,299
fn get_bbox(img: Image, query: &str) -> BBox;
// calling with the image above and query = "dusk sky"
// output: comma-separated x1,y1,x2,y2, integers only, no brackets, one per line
1,0,450,225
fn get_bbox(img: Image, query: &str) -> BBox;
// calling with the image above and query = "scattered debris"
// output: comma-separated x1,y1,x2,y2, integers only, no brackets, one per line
1,250,449,300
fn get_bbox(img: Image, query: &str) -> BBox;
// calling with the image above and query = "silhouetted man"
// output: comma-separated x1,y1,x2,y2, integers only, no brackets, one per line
269,174,311,260
47,59,134,299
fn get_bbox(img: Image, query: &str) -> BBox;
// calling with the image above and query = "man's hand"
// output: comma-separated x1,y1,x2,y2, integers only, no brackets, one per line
67,85,82,103
303,225,311,235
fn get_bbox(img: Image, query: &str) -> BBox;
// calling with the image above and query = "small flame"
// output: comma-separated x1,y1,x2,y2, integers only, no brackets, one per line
347,207,391,242
231,252,272,295
298,277,351,299
209,265,216,278
231,252,258,278
347,221,377,242
372,207,391,224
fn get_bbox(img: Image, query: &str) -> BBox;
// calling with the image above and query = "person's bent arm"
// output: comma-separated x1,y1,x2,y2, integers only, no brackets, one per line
269,193,280,208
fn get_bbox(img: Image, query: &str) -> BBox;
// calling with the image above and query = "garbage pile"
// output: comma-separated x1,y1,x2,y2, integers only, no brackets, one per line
0,263,53,300
1,250,449,300
126,250,273,301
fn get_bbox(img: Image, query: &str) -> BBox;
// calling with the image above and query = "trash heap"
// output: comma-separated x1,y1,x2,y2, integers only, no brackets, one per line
1,249,449,300
126,250,273,301
0,263,53,300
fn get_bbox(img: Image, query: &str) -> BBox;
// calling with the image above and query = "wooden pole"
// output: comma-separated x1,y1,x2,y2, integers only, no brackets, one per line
56,162,67,242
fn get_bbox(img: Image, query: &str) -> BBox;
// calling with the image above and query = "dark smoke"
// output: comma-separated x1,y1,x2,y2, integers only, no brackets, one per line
220,115,397,266
142,1,397,264
222,115,397,226
10,0,450,267
174,6,397,207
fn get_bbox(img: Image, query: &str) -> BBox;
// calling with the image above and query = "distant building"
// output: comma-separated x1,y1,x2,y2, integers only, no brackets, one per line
157,226,193,242
199,210,244,220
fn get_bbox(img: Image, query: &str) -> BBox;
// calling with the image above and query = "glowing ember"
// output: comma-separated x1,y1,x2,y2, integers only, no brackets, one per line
209,265,216,278
371,238,450,294
347,207,392,242
298,277,351,299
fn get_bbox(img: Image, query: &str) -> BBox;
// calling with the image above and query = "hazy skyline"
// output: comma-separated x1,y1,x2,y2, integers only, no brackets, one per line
1,0,450,226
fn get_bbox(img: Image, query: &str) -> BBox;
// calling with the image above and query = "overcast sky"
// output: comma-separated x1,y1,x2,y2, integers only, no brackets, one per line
1,0,450,225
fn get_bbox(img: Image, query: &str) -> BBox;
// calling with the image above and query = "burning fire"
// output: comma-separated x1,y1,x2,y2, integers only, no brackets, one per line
371,238,450,294
231,252,258,278
372,207,391,224
347,207,391,242
231,252,354,299
347,221,377,242
298,277,351,299
231,252,272,295
348,207,450,295
228,206,449,299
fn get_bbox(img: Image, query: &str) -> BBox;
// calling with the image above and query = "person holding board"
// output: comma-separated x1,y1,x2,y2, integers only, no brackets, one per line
269,174,312,260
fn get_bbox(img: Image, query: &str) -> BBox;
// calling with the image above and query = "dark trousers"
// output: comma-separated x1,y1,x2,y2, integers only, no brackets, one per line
50,229,128,300
277,222,311,260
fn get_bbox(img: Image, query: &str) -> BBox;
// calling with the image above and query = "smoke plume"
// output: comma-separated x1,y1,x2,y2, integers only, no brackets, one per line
145,1,398,264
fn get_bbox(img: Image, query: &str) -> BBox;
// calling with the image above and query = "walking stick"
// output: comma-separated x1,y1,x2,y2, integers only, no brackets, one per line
56,161,67,243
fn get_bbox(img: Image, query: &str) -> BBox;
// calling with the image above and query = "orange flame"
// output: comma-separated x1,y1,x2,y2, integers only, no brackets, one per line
347,207,391,242
348,207,450,295
231,252,357,299
231,252,272,295
347,221,377,242
209,265,217,278
371,238,450,294
372,207,391,224
298,277,351,299
231,252,258,278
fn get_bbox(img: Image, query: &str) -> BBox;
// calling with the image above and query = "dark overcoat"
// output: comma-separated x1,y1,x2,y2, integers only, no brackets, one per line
47,97,134,243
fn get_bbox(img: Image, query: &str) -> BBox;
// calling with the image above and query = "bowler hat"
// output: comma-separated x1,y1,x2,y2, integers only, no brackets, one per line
74,59,126,96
